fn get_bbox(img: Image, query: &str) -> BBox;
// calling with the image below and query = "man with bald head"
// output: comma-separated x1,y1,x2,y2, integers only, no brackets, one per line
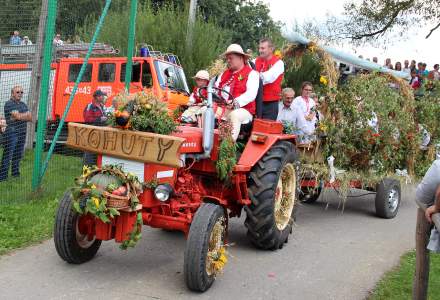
277,87,313,141
0,86,32,181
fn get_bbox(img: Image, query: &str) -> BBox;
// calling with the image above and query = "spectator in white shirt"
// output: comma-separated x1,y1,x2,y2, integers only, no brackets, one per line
292,82,318,143
53,33,64,46
402,60,411,74
20,36,33,45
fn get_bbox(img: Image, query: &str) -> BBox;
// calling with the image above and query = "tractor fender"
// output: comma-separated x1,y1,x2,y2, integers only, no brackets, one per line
236,134,296,170
202,195,228,207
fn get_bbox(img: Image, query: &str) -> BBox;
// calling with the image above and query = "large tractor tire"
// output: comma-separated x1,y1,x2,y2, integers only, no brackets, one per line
54,192,101,264
375,178,401,219
184,203,227,292
245,141,299,250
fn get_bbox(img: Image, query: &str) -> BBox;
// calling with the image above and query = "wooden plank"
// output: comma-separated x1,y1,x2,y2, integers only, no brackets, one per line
66,123,185,167
413,208,431,300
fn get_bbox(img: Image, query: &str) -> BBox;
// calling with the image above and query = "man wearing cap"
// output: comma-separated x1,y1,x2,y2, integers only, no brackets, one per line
181,70,209,125
254,38,284,120
83,89,108,166
216,44,259,141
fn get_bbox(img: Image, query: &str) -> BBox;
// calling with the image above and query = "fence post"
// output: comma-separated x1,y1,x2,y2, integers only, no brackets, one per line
27,0,48,151
413,207,431,300
31,0,57,190
124,0,138,91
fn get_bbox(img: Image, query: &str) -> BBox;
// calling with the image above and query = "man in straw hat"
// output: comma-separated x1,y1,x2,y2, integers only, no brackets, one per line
215,44,259,141
181,70,210,125
254,38,284,120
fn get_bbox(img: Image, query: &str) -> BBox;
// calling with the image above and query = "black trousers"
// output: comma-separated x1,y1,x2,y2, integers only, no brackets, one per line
262,101,279,120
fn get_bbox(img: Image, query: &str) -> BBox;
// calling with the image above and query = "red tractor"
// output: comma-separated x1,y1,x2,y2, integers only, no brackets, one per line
54,80,299,292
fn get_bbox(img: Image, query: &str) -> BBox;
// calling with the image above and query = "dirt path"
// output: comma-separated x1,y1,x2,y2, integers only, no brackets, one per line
0,185,416,300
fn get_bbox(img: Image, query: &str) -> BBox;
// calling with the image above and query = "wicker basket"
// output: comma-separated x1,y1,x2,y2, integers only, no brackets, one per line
103,183,131,209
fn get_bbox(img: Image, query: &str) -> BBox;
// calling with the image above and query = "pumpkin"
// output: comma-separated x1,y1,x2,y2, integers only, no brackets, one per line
88,173,122,191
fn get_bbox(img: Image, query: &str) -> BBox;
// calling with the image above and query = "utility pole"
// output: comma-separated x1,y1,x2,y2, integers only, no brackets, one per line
27,0,48,150
186,0,198,52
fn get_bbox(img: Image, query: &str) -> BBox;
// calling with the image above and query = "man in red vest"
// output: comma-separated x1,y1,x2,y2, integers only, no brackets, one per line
216,44,259,141
254,38,284,120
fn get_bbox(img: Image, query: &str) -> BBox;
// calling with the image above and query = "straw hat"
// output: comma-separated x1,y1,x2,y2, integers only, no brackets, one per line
222,44,251,58
193,70,210,81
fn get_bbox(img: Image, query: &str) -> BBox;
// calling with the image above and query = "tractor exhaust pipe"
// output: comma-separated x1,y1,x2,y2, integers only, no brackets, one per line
196,78,216,160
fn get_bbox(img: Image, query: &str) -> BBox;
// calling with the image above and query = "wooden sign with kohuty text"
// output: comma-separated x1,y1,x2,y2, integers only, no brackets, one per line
67,123,185,167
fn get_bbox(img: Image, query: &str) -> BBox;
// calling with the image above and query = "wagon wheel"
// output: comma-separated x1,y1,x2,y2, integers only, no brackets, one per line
184,203,228,292
245,141,299,250
375,178,401,219
54,192,101,264
299,186,322,204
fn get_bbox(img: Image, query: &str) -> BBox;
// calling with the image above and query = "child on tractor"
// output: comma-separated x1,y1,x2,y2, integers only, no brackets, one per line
180,70,210,125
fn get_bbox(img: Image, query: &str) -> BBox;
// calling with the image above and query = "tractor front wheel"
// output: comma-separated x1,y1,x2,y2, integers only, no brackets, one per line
54,192,101,264
245,141,299,250
184,203,228,292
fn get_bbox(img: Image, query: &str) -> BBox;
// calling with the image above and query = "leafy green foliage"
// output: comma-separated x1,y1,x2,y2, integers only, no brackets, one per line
216,122,236,181
323,74,418,175
71,165,142,224
283,51,322,94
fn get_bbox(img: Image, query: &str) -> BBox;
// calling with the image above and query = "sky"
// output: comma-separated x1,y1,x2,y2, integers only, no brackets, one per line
264,0,439,68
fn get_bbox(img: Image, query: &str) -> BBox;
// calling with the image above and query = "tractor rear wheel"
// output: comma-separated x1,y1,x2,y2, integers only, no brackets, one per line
184,203,227,292
54,192,101,264
245,141,299,250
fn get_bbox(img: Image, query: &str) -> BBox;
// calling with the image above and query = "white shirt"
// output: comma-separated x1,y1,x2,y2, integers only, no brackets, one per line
277,102,314,136
252,58,284,85
53,38,64,46
215,69,259,108
20,40,33,45
292,96,317,142
402,67,411,74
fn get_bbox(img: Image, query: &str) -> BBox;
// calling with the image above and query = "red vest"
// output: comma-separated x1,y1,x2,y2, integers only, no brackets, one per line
255,56,283,102
218,66,256,115
191,87,207,104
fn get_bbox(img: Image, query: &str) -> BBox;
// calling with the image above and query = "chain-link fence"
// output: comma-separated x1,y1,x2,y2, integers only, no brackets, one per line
0,0,44,203
0,1,111,204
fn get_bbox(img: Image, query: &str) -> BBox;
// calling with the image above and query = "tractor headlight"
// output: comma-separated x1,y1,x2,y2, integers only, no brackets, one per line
154,184,173,202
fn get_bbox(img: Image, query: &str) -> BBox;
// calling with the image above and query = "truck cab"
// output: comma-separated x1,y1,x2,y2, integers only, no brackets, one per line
53,56,190,123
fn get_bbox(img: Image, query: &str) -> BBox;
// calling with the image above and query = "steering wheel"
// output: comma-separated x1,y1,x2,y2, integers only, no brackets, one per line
197,86,235,106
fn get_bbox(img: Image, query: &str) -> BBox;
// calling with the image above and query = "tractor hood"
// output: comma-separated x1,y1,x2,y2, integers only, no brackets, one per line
173,126,207,153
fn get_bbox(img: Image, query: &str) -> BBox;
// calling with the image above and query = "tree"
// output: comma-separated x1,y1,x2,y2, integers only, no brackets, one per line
149,0,282,50
331,0,440,43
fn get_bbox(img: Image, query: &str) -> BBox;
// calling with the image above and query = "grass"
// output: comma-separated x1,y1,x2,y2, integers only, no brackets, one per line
0,150,82,255
370,251,440,300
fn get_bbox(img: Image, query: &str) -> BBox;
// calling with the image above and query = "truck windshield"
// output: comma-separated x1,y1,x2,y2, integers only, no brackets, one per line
154,60,189,94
